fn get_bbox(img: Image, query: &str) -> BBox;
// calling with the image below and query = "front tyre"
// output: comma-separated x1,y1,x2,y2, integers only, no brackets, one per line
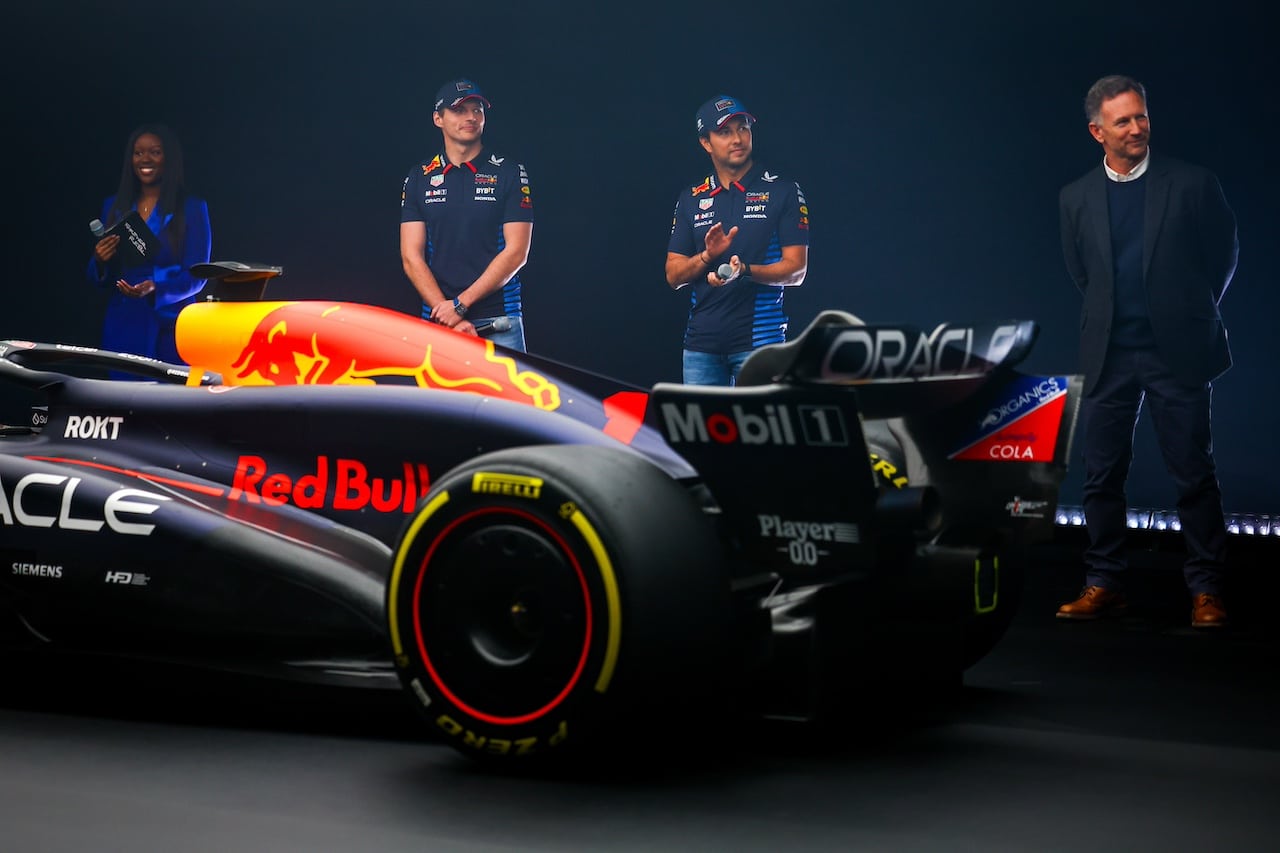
387,445,730,762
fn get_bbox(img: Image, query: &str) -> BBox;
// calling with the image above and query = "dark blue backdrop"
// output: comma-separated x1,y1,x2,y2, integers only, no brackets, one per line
4,0,1276,513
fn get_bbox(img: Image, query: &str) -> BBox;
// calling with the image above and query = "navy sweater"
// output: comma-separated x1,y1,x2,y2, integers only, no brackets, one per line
1106,176,1155,348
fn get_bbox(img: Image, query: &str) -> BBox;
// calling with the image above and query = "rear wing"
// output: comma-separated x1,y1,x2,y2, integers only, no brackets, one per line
647,312,1082,577
736,310,1082,541
737,310,1039,419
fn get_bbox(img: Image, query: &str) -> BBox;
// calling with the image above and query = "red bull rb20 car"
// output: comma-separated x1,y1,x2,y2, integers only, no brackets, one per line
0,300,1081,761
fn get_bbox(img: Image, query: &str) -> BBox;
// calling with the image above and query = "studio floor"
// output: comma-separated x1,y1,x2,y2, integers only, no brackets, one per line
2,533,1277,852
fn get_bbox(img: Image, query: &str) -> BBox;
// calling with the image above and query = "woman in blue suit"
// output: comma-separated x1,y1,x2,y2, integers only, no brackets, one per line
89,123,211,364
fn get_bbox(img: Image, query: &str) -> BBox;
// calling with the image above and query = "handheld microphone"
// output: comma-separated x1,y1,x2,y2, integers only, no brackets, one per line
89,219,106,238
473,316,513,336
717,263,734,280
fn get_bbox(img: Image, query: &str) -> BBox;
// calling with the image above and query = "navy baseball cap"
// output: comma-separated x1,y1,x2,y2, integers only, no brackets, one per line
434,79,491,112
696,95,756,136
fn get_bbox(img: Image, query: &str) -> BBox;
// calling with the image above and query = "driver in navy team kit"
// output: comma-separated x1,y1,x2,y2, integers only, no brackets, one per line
665,95,809,386
400,78,533,352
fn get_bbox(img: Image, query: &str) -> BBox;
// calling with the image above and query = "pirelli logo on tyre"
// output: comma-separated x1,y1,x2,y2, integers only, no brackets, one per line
470,472,543,500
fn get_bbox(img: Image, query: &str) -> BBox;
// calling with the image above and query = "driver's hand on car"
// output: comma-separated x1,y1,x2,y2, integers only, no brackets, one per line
93,234,120,263
116,279,156,299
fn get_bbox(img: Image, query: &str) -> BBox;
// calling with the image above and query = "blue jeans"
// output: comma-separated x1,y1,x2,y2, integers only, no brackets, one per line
419,306,526,353
682,349,753,386
478,315,526,353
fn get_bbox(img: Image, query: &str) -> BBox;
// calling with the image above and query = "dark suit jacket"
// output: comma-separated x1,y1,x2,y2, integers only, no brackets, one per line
1058,152,1238,395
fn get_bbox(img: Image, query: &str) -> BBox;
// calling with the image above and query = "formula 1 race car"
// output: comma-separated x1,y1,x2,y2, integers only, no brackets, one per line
0,291,1081,761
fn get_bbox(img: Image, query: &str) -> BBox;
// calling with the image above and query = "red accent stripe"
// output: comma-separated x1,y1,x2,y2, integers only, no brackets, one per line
24,455,228,497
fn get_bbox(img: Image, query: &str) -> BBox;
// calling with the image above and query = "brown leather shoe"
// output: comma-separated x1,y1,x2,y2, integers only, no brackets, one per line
1191,593,1228,628
1056,585,1128,620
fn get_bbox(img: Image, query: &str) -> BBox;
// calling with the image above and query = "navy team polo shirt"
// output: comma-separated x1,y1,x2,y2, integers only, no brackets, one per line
400,149,533,319
668,164,809,353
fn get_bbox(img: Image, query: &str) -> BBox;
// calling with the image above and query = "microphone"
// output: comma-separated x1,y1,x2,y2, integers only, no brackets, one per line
90,219,106,238
717,263,734,280
473,316,513,336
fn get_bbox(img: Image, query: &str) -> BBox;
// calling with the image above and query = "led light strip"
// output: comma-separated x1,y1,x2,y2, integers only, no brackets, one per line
1054,505,1280,537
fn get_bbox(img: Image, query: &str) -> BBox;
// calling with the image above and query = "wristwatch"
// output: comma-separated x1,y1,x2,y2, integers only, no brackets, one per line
452,297,468,318
741,262,752,280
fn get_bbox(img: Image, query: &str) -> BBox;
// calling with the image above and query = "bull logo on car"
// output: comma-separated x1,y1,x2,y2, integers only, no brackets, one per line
176,301,560,411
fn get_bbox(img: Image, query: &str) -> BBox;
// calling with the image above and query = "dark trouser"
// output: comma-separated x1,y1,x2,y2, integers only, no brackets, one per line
1081,347,1227,595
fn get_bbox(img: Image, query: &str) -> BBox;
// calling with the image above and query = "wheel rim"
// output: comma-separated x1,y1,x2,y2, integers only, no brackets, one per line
411,508,594,725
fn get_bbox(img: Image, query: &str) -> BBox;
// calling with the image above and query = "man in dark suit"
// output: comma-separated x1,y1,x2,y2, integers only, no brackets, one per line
1056,74,1238,628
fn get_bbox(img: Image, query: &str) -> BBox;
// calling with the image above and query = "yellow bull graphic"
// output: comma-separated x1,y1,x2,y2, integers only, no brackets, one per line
176,301,560,411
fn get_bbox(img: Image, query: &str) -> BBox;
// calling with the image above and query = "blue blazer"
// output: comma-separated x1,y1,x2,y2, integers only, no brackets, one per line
88,194,212,361
1059,153,1238,395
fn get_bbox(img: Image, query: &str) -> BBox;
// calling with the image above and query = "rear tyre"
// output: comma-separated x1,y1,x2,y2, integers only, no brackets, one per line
386,444,731,763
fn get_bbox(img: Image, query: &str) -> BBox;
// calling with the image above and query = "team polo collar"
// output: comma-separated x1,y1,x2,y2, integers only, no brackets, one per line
425,151,481,175
442,158,479,175
707,164,760,195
